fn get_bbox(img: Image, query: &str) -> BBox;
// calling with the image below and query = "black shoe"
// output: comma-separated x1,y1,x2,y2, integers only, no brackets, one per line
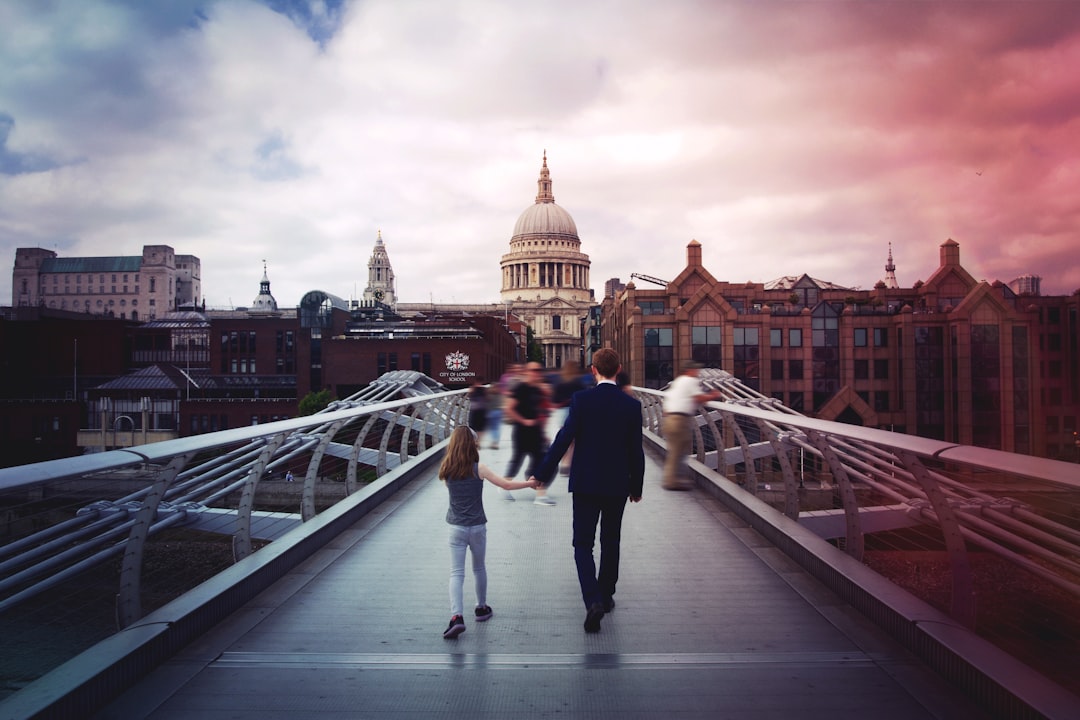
584,603,605,633
443,615,465,639
603,597,616,613
475,605,493,622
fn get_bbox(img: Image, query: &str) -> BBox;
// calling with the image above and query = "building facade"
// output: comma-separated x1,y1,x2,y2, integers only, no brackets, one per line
500,152,593,368
12,245,201,319
602,239,1080,460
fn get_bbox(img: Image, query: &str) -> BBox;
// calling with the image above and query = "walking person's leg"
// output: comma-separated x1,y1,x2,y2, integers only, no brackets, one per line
527,426,555,505
572,493,606,631
445,525,468,638
662,415,692,490
596,496,628,610
469,524,492,621
502,423,525,500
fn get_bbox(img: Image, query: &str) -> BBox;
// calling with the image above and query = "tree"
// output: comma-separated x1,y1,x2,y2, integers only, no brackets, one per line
526,326,544,363
298,389,335,416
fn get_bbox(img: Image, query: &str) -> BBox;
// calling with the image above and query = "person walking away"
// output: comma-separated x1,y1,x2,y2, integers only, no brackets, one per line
467,381,488,447
503,362,555,505
551,361,588,475
438,426,537,638
530,348,644,633
486,364,516,449
661,361,721,491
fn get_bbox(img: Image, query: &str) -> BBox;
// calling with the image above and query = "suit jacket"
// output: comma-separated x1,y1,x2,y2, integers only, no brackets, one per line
535,381,645,498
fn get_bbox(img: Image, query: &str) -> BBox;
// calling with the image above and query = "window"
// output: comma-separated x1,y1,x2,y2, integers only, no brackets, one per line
644,327,674,389
638,300,665,315
789,360,804,379
811,305,841,410
691,325,721,367
874,359,889,380
553,315,561,330
733,327,760,390
854,328,868,347
770,328,782,347
873,328,888,347
771,359,784,380
914,326,946,440
854,359,869,380
874,391,890,412
789,328,802,347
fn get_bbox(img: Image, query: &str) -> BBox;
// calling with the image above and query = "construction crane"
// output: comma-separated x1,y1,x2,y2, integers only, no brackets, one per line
630,272,670,287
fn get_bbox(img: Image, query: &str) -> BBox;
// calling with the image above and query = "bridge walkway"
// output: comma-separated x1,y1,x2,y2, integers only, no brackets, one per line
94,441,989,719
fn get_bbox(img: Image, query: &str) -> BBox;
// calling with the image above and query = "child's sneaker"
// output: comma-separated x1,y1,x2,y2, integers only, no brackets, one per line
474,605,493,622
443,615,466,638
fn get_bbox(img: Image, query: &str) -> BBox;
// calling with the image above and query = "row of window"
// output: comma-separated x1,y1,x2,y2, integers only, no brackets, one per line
217,357,297,374
46,273,140,283
42,277,158,292
219,330,296,355
376,352,434,375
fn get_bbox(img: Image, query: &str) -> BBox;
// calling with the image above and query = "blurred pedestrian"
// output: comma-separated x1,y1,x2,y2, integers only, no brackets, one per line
486,363,518,449
551,361,588,475
661,361,721,490
467,381,488,446
503,361,555,505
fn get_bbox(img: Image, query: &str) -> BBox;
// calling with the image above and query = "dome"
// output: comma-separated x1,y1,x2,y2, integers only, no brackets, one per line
512,201,578,238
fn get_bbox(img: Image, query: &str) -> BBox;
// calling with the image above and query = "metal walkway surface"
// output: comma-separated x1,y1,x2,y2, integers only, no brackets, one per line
93,444,990,720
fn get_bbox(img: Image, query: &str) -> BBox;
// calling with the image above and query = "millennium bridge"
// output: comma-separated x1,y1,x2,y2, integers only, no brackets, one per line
0,370,1077,719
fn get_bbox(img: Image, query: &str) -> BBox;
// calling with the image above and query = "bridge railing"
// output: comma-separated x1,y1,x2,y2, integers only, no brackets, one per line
0,375,469,698
629,370,1080,699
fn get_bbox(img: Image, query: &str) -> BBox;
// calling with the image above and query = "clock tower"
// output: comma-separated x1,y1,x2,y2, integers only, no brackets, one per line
363,230,396,306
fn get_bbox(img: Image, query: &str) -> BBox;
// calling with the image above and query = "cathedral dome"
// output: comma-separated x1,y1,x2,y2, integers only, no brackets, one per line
510,151,579,241
512,201,578,238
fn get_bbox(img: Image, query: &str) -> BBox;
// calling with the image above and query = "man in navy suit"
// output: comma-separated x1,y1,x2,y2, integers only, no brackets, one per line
531,348,644,633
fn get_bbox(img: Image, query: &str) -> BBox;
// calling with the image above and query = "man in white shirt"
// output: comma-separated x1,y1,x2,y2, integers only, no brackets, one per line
661,361,720,490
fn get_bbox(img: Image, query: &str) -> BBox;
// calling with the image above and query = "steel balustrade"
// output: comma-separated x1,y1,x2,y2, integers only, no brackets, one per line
628,368,1080,631
0,372,468,629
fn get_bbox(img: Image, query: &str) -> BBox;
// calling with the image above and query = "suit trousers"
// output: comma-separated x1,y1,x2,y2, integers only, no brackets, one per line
572,492,628,609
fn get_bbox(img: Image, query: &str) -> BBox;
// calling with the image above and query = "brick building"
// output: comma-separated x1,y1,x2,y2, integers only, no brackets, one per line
602,239,1079,459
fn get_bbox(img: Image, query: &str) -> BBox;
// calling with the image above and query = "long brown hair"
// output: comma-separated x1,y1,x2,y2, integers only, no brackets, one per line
438,426,479,481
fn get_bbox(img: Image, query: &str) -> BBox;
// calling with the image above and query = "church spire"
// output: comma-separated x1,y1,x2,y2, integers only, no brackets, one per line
535,150,555,204
883,243,899,289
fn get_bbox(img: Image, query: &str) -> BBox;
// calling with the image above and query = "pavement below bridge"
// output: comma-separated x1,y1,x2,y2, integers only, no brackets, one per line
94,431,990,720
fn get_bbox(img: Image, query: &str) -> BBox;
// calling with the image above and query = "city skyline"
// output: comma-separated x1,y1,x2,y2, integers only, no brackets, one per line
2,0,1080,310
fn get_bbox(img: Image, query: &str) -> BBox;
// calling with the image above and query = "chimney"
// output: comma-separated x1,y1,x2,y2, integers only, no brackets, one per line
687,239,702,267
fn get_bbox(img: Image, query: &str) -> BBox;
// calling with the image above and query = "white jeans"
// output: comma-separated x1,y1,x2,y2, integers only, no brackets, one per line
448,523,488,617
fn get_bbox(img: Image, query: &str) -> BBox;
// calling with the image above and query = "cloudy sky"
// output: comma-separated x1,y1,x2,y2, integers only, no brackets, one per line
2,0,1079,310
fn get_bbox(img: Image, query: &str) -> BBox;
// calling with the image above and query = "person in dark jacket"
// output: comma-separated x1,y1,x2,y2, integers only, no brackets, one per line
531,348,645,633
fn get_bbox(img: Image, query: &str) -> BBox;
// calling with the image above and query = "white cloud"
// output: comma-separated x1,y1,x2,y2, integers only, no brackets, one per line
2,0,1080,313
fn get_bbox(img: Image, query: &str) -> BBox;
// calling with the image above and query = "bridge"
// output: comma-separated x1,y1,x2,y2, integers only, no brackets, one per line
0,371,1078,719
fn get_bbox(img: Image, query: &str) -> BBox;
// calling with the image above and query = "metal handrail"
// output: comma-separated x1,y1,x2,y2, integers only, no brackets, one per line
0,384,469,627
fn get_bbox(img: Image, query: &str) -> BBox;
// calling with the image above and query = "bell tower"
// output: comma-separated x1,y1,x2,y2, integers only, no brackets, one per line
363,230,396,306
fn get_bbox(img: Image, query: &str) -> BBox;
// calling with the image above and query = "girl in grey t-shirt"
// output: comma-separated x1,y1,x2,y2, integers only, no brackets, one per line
438,426,536,638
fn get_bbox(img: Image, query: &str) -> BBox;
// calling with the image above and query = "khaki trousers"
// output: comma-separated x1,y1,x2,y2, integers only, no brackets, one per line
662,413,693,489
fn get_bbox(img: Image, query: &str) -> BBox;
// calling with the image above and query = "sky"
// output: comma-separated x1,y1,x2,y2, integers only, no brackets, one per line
2,0,1079,310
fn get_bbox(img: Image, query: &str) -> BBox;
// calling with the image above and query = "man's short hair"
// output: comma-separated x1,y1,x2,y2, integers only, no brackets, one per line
591,348,620,379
